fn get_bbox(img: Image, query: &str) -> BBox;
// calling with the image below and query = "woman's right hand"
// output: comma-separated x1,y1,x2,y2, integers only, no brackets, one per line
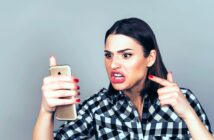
40,56,80,113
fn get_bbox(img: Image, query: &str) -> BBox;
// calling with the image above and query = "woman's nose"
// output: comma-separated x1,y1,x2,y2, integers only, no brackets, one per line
111,57,121,69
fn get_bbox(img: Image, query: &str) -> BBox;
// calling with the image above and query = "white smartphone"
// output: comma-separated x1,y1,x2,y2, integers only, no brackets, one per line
49,65,77,121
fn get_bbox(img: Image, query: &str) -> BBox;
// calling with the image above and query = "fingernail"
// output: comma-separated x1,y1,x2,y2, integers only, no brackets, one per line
76,85,80,90
77,92,80,96
148,75,153,78
76,99,81,102
74,78,79,83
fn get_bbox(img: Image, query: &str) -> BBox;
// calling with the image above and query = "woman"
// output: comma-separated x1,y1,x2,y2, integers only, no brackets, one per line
33,18,213,139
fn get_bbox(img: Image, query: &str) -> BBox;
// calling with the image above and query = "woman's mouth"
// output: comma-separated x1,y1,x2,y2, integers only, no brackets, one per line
110,71,125,83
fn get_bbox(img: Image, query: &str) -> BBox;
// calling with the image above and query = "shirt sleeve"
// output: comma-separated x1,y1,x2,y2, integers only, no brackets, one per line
53,99,96,140
182,88,213,134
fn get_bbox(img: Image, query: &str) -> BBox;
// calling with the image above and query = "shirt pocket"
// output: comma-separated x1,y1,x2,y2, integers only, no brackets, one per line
145,121,190,139
95,115,130,139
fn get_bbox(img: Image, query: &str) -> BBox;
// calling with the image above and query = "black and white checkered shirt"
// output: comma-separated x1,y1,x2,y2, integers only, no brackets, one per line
54,88,212,140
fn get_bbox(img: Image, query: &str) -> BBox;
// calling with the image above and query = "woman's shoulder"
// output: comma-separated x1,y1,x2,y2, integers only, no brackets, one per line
180,88,212,133
180,87,206,118
180,87,193,94
180,87,199,103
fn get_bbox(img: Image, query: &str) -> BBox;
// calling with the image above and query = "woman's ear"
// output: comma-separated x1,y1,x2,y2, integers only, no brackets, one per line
147,50,156,67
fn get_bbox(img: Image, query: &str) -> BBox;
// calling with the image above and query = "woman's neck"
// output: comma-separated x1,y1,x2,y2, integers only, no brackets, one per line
124,89,144,121
124,90,143,107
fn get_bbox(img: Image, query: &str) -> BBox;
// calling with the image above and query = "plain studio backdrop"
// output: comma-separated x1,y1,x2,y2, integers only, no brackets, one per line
0,1,213,139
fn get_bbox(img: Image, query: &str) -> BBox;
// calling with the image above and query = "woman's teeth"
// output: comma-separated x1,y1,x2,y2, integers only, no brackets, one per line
114,73,123,77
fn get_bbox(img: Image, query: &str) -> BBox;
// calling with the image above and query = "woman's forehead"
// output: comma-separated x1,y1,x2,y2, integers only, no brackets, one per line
105,34,143,52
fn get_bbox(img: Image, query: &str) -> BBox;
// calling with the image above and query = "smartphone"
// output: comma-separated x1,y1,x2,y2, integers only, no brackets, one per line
49,65,77,121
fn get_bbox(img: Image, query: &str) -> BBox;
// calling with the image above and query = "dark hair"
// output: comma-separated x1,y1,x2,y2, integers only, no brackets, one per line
105,17,168,99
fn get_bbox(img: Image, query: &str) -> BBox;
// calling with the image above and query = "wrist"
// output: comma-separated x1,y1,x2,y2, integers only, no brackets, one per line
39,108,55,123
182,107,196,122
40,106,55,116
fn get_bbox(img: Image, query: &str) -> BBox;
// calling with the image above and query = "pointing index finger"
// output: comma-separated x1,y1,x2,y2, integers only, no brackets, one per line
148,75,172,87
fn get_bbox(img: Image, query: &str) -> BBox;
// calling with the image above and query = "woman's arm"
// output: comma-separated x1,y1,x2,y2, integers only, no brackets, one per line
32,108,54,140
149,73,213,139
184,107,213,139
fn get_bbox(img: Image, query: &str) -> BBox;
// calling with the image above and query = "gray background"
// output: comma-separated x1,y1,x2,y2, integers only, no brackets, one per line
0,0,213,139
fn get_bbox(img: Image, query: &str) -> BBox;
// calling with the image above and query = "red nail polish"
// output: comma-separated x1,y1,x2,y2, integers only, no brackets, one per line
76,99,81,102
148,75,154,78
77,92,80,96
76,85,80,90
74,78,79,83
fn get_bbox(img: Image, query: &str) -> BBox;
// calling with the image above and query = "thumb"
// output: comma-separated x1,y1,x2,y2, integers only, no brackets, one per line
167,71,174,82
49,56,57,66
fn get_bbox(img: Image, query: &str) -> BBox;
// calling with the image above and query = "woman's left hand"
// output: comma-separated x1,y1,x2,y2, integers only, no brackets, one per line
148,72,194,120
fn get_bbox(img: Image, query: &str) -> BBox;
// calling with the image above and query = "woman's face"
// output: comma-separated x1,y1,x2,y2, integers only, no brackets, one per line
105,34,154,92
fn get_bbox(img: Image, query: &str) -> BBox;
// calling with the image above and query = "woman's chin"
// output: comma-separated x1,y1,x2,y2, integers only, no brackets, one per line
111,83,127,91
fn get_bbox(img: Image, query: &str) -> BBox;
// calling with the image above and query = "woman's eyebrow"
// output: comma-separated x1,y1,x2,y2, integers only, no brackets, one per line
117,48,133,53
104,48,133,53
104,50,111,53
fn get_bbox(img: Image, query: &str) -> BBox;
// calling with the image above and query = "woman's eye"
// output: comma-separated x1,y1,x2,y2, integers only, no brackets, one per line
122,53,132,59
104,53,112,59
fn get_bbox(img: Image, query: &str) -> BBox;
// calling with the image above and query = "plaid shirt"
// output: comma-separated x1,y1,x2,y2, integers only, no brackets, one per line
54,88,212,140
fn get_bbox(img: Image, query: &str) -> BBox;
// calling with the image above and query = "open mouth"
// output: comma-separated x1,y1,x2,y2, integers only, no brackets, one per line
110,71,125,83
